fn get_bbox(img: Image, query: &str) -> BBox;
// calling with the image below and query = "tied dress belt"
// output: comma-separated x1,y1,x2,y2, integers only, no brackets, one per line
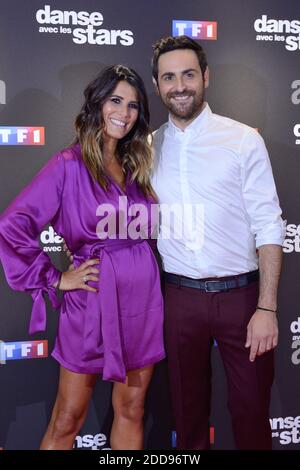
163,270,259,293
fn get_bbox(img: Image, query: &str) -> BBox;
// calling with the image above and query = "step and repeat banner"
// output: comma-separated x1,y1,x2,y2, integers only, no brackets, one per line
0,0,299,450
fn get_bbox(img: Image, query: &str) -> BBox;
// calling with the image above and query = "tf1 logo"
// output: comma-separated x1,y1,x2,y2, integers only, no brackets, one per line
0,340,48,363
0,127,45,145
173,20,217,40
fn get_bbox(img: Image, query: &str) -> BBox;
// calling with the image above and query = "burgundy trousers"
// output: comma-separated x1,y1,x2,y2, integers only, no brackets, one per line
163,276,274,450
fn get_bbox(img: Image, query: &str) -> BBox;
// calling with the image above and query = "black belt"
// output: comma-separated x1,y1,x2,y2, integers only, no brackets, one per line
163,270,259,293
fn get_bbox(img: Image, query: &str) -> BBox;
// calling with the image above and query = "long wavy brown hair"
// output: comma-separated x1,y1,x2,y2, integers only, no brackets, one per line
75,65,154,197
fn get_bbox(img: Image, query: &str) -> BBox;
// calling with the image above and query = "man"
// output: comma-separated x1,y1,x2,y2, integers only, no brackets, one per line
150,35,286,450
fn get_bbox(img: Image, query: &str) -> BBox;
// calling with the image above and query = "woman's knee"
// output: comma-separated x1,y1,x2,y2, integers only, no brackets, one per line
50,404,86,438
113,393,145,422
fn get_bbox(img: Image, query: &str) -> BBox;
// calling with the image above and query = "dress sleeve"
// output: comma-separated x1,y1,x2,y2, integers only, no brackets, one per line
0,152,65,333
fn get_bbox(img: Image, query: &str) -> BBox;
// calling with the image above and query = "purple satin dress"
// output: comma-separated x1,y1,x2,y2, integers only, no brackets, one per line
0,144,165,382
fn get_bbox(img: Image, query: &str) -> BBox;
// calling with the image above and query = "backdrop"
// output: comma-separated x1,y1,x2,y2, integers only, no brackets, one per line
0,0,299,450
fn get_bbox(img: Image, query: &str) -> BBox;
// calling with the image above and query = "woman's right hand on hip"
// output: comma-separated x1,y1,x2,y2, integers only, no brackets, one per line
58,259,100,292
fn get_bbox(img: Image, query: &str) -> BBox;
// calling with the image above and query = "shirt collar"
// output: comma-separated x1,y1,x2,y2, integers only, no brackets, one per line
167,102,212,137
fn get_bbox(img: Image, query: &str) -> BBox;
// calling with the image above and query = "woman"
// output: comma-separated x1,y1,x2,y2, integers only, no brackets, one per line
0,65,165,450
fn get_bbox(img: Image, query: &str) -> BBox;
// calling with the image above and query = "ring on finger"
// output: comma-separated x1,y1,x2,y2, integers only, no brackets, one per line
83,275,88,283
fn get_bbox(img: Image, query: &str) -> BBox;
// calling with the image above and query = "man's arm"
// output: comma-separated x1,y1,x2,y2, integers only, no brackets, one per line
245,244,283,361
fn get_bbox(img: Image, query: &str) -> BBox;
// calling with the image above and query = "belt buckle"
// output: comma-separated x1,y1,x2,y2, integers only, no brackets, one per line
204,280,221,293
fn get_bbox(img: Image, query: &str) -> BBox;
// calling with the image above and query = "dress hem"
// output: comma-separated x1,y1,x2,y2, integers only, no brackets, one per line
51,350,166,376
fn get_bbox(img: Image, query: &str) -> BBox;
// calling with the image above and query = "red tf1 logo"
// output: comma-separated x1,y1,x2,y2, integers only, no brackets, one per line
0,127,45,145
172,20,217,40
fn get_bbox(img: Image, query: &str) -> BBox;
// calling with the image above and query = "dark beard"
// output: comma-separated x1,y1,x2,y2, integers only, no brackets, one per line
165,90,205,122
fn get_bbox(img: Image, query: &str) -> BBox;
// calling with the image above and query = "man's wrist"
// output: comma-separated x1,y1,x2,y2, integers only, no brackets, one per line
257,305,277,313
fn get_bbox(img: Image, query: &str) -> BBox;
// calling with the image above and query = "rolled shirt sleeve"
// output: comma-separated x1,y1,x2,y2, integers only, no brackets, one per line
240,129,286,248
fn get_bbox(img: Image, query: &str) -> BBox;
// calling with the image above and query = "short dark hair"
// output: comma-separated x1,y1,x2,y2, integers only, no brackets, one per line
152,35,208,82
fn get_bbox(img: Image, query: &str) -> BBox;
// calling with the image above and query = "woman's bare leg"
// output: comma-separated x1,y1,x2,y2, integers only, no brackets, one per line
40,366,97,449
110,365,154,450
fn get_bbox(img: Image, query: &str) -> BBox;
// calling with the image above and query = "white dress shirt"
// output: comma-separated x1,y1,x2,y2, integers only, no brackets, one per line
151,103,286,278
